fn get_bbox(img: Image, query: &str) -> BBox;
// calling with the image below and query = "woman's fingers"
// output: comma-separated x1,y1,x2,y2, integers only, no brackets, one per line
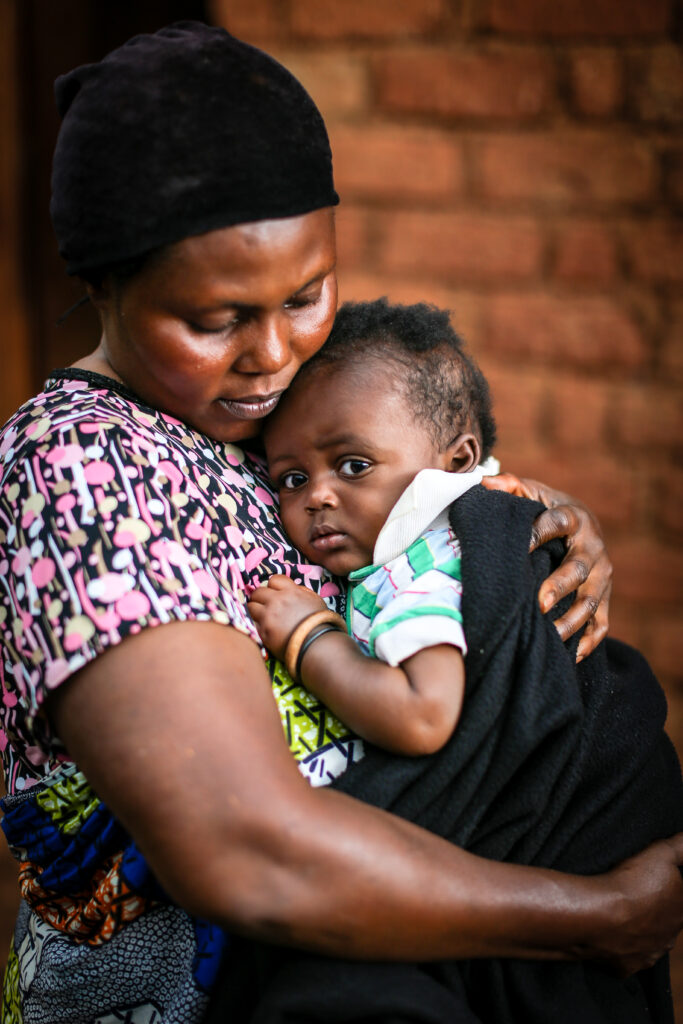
532,503,612,658
529,503,578,555
480,471,528,497
599,835,683,976
576,603,609,662
483,477,613,659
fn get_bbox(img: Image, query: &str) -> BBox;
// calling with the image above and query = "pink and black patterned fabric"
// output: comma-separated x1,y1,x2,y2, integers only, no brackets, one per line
0,370,353,1023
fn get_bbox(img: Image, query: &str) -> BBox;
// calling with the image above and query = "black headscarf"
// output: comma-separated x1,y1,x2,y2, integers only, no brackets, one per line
50,21,339,276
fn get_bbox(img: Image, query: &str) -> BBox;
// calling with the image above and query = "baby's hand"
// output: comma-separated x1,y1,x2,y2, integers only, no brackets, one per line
247,575,330,661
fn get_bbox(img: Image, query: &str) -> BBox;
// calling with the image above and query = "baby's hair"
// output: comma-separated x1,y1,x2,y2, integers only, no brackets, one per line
296,298,497,461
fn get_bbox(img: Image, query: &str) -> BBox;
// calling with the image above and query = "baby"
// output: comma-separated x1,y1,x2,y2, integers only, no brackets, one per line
248,297,496,756
241,299,683,1024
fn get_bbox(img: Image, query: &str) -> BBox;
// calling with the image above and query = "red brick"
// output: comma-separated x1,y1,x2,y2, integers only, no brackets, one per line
611,384,683,451
329,125,465,202
495,452,636,528
623,219,683,282
334,205,372,271
546,374,609,447
290,0,445,39
607,598,648,652
654,468,683,538
553,219,618,284
486,0,671,37
570,49,623,117
208,0,288,41
660,303,683,381
663,146,683,206
335,272,485,350
377,211,544,283
270,52,369,118
663,686,683,753
481,293,647,372
609,537,683,604
337,269,473,315
375,48,555,119
645,615,683,682
477,364,546,450
632,45,683,125
476,134,656,205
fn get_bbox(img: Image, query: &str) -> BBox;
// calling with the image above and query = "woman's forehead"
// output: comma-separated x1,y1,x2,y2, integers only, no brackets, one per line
133,208,337,301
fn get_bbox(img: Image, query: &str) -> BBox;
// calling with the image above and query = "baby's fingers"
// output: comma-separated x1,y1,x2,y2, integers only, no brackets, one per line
265,574,299,592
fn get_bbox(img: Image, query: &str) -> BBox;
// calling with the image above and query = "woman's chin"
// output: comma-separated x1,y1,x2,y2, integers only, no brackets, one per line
181,410,264,445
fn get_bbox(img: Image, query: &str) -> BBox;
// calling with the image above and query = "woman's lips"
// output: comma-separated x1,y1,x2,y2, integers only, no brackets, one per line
217,392,283,420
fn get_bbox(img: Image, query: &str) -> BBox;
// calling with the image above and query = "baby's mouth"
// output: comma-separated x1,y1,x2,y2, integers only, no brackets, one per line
309,523,347,551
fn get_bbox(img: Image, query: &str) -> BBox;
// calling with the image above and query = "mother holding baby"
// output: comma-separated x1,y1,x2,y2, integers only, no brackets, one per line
0,22,681,1024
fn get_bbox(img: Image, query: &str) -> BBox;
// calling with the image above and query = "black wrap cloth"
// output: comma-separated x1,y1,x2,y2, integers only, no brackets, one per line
207,486,683,1024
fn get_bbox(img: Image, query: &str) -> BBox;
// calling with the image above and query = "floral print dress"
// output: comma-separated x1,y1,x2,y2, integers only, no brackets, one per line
0,370,362,1024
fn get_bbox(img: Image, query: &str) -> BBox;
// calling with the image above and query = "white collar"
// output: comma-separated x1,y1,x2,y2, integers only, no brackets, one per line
372,462,496,565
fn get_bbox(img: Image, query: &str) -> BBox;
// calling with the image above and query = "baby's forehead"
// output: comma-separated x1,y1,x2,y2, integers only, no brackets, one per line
263,359,434,469
284,354,405,409
266,359,404,435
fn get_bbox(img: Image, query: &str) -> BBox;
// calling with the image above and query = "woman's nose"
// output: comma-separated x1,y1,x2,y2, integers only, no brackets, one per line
235,312,292,375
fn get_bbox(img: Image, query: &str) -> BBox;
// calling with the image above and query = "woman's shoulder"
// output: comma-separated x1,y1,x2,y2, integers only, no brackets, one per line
1,371,150,470
1,370,272,498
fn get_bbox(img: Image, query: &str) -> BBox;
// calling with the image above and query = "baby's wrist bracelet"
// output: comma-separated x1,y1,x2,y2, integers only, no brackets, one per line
284,609,346,681
296,624,341,680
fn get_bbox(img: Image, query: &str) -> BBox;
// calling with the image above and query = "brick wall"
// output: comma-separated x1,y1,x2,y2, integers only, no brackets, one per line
210,0,683,1002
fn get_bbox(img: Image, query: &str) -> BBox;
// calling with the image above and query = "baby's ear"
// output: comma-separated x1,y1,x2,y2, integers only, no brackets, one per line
443,433,481,474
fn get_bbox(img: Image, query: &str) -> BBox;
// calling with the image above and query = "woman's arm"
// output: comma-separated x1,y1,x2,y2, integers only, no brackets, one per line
248,576,465,755
482,474,611,661
48,618,683,972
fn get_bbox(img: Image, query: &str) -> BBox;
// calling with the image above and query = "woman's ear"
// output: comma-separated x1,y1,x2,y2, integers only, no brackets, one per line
82,278,111,314
443,433,481,474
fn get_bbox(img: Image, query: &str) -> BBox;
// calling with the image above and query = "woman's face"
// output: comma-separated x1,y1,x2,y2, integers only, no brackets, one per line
93,208,337,442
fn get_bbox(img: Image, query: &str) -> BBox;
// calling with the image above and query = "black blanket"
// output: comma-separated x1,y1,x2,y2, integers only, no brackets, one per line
207,487,683,1024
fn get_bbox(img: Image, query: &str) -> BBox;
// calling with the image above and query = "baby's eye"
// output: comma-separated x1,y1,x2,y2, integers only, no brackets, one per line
339,458,371,477
280,470,308,491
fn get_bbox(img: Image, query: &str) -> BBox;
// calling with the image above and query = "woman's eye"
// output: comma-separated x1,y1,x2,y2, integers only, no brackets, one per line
339,459,371,477
280,471,308,491
284,290,319,310
191,322,236,335
189,313,242,334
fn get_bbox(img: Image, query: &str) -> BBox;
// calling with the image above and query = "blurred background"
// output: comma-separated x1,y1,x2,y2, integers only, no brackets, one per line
1,0,681,1011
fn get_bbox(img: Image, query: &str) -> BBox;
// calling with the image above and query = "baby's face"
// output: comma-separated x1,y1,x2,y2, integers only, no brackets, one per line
264,363,449,575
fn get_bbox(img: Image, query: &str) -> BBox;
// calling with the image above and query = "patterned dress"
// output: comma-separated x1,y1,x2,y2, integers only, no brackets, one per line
0,370,362,1024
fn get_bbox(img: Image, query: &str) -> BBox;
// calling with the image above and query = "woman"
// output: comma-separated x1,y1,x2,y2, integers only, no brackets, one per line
0,22,681,1024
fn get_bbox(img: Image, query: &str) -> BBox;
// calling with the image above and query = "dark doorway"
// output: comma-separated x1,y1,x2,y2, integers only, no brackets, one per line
16,0,208,386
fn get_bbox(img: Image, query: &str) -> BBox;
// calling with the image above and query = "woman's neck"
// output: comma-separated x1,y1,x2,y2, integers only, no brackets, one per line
71,345,125,385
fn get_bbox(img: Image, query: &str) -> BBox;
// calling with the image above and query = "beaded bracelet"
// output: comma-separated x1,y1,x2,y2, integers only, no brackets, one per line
284,609,347,681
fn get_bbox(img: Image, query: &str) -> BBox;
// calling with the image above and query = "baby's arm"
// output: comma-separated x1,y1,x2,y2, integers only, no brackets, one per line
247,575,465,756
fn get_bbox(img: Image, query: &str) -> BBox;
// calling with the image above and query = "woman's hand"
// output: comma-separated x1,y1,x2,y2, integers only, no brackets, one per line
482,473,612,661
587,834,683,976
248,575,329,661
